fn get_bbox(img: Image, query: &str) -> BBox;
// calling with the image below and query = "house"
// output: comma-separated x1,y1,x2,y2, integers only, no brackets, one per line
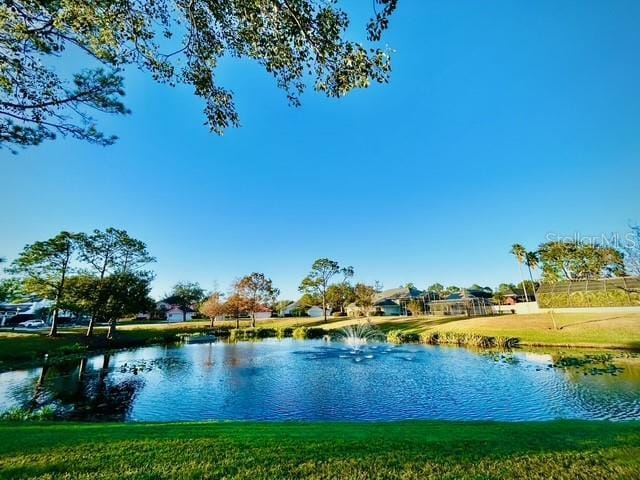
253,304,273,320
306,305,331,318
165,305,195,322
0,299,52,326
346,286,427,316
429,289,493,316
280,301,330,318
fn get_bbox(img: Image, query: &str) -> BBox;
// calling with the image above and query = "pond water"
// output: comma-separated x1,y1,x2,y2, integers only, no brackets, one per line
1,339,639,422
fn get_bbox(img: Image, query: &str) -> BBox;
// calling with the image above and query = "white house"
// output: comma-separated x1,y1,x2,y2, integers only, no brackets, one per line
306,306,331,318
280,301,330,318
165,306,195,322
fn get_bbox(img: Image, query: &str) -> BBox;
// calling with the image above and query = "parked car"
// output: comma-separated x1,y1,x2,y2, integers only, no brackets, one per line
18,319,46,328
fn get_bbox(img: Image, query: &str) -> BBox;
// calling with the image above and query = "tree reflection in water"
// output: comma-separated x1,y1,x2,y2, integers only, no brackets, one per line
25,353,143,420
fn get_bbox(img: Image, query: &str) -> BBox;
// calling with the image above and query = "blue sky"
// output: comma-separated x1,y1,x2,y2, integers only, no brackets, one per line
2,0,639,300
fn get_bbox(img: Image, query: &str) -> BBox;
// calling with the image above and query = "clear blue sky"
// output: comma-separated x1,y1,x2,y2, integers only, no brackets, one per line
2,0,639,300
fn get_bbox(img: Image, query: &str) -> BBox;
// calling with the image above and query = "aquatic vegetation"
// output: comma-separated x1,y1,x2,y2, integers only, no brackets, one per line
551,353,624,376
0,406,56,421
419,331,519,349
387,330,420,344
292,327,327,340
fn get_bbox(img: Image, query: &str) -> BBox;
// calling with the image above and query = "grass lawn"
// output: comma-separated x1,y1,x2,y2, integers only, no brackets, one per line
315,312,640,350
0,322,215,368
0,420,638,479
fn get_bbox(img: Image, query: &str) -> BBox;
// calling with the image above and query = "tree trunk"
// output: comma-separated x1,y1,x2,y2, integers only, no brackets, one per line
322,296,327,323
209,316,215,328
235,316,240,329
182,308,187,322
106,318,117,339
86,316,96,337
527,265,536,299
517,262,530,302
48,308,59,337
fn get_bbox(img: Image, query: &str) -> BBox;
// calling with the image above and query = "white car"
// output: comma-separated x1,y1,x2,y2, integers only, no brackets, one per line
18,319,46,328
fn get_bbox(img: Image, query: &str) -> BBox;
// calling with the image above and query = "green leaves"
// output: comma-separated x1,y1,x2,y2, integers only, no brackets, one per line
1,0,396,150
538,240,625,282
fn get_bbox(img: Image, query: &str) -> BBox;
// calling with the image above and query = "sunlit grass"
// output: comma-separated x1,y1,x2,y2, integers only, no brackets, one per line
0,421,638,479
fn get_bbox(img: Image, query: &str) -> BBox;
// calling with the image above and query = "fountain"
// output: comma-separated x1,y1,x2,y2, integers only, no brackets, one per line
339,321,384,353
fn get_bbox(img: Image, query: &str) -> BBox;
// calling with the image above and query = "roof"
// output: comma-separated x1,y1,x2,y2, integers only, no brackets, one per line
374,298,400,306
165,305,195,313
375,286,425,302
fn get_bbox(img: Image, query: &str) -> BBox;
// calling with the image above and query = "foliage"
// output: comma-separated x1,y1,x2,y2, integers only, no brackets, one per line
169,281,206,320
8,231,81,335
229,327,277,341
406,299,424,316
0,406,55,421
325,282,355,313
79,228,155,277
299,258,353,320
0,278,27,303
291,326,326,339
199,291,225,326
276,326,293,338
538,240,625,282
537,288,640,308
386,329,419,344
423,331,519,349
353,282,376,316
234,273,279,327
426,283,445,297
624,224,640,276
0,0,397,151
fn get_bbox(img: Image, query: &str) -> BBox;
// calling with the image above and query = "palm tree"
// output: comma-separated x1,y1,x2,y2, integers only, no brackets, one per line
525,251,539,294
510,244,530,302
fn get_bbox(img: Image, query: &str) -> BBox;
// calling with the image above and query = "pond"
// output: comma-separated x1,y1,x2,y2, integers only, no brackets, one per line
1,339,639,422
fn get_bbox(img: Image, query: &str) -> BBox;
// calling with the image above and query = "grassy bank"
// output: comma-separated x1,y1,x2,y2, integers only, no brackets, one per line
317,312,640,350
0,322,220,369
0,420,638,479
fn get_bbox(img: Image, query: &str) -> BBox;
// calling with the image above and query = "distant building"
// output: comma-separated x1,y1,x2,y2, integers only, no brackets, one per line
280,301,330,318
0,299,52,326
429,289,493,316
164,305,195,322
346,286,430,317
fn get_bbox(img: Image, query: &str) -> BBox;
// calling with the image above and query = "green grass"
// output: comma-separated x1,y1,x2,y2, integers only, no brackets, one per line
315,313,640,350
0,421,638,479
0,323,217,369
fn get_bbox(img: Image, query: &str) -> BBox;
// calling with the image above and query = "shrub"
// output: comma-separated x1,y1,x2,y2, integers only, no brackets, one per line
276,327,293,338
292,327,327,339
425,331,520,349
386,330,420,344
332,312,347,317
56,343,87,356
538,289,640,308
419,331,440,345
1,406,56,421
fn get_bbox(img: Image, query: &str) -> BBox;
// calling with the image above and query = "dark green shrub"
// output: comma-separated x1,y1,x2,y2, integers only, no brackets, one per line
292,327,327,339
386,330,420,344
276,327,293,338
